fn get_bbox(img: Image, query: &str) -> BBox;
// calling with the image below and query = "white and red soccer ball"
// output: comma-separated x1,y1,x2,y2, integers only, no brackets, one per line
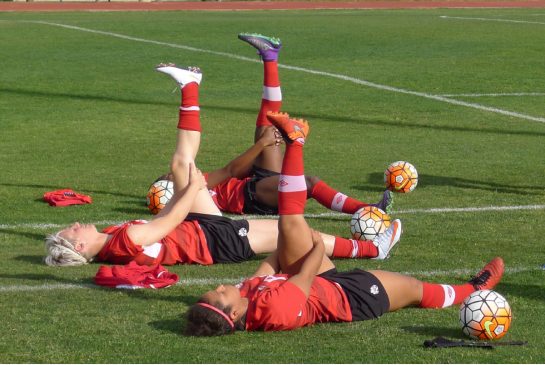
459,290,512,340
384,161,418,193
146,180,174,215
350,206,391,241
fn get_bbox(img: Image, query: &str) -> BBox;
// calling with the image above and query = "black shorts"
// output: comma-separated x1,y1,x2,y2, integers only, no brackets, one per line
185,213,256,264
242,166,280,215
319,268,390,321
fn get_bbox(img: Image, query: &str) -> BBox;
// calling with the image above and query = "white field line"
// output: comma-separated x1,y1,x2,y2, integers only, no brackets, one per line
0,266,541,293
440,15,545,25
1,204,545,231
19,20,545,124
440,92,545,97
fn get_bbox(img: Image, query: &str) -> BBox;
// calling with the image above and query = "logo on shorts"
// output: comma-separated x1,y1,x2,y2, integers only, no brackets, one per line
370,284,379,295
238,227,248,237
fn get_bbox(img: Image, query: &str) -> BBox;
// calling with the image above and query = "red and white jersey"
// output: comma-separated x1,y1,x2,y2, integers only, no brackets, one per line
205,175,248,215
97,220,213,266
238,274,352,331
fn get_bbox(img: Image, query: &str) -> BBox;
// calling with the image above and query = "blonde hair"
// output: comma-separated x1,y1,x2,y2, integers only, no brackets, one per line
44,233,90,267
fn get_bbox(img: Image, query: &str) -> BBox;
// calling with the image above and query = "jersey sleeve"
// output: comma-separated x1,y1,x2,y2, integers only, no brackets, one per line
246,281,308,331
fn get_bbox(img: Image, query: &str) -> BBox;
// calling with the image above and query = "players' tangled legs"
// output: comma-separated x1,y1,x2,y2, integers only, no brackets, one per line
44,33,505,336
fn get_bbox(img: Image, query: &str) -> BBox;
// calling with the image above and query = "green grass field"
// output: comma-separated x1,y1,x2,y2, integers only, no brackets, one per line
1,7,545,363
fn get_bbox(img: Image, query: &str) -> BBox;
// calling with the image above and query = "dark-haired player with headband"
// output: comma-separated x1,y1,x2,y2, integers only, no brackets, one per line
184,112,505,336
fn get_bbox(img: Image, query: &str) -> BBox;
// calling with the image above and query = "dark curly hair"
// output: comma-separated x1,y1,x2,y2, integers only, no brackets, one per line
185,301,246,336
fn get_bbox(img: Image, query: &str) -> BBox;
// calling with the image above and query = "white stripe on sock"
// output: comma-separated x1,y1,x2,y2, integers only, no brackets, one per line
331,193,347,212
278,175,307,193
180,106,200,111
441,284,456,308
350,239,358,258
262,86,282,101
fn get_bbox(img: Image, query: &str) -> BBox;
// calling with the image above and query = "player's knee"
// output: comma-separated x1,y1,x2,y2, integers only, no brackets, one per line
170,158,193,176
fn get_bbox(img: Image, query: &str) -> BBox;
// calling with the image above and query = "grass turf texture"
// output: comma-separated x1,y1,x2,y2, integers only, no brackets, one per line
1,7,545,363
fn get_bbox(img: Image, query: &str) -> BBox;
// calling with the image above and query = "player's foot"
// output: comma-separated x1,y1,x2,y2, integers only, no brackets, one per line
373,190,394,215
266,112,309,145
238,33,282,62
372,219,402,260
468,257,504,291
155,63,202,87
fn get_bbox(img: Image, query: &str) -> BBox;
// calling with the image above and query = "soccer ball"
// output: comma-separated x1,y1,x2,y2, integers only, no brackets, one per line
384,161,418,193
459,290,512,340
146,180,174,215
350,206,391,241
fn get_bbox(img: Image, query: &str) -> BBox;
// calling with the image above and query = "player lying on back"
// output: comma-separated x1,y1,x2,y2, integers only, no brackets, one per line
44,60,402,267
185,112,505,335
152,33,393,216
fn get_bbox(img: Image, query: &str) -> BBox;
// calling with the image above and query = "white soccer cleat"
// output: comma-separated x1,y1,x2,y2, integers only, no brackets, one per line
155,63,202,87
372,219,402,260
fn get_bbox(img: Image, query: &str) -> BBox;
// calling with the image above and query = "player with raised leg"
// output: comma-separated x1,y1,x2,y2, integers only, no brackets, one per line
184,112,505,336
44,63,402,267
154,33,394,217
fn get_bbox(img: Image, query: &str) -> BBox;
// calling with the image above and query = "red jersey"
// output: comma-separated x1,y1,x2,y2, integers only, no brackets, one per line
96,220,213,266
205,174,248,215
238,274,352,331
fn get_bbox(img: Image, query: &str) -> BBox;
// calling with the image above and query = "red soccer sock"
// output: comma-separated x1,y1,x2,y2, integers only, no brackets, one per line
256,61,282,127
278,143,306,215
419,282,475,309
177,82,201,131
332,237,378,258
310,180,368,214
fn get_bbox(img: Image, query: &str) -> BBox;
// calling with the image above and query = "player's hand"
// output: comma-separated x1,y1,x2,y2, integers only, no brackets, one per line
310,229,325,250
259,126,283,147
188,163,207,190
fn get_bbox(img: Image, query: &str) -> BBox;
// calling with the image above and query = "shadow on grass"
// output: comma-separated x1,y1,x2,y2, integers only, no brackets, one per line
401,325,462,339
4,87,544,139
206,103,545,139
0,272,93,285
357,172,542,196
1,87,172,108
148,317,186,336
0,182,141,199
13,255,45,265
498,282,545,303
0,228,45,241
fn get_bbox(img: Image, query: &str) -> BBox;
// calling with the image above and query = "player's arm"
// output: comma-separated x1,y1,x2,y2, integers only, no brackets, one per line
252,251,280,277
286,230,325,298
127,164,206,246
206,126,281,188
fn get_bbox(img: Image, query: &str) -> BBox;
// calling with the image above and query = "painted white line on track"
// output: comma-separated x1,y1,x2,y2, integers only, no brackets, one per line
1,204,544,230
440,15,545,25
441,92,545,97
19,20,545,124
0,266,540,292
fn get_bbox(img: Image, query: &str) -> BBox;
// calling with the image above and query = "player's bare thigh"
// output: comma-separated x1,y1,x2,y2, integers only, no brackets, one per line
188,188,222,216
368,270,423,311
277,215,335,275
253,126,283,173
254,176,280,207
246,219,279,254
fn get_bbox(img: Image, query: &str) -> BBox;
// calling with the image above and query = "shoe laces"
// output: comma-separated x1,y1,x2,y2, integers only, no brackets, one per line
469,270,491,290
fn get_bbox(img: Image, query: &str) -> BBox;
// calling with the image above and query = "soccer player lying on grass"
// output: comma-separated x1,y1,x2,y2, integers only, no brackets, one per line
154,33,393,216
44,62,401,267
184,112,505,336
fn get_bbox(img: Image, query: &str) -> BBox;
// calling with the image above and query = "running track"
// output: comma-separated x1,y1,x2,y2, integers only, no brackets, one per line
1,0,545,12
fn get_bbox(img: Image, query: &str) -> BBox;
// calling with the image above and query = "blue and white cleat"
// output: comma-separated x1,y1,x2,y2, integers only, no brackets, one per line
238,33,282,62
